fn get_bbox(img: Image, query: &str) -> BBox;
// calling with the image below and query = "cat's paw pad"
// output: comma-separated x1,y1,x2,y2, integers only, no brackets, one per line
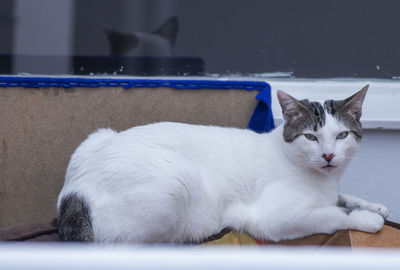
367,203,389,219
350,210,384,233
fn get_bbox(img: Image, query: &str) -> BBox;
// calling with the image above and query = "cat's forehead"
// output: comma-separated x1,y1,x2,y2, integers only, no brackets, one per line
303,111,345,134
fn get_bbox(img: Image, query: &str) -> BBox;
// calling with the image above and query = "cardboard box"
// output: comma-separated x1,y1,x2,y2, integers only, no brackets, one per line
1,219,399,248
205,224,400,248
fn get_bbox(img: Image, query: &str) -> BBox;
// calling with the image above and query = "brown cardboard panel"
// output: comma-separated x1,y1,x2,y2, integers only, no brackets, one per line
0,219,58,241
204,226,400,248
204,231,346,247
203,232,258,245
265,233,342,247
259,226,400,248
349,225,400,248
0,86,258,227
322,230,351,247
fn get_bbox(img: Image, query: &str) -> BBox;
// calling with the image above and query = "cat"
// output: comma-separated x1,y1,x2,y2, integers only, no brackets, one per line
57,85,388,243
104,16,178,57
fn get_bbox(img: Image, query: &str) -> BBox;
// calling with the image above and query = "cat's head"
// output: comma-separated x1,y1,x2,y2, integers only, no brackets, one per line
277,85,368,175
104,16,178,57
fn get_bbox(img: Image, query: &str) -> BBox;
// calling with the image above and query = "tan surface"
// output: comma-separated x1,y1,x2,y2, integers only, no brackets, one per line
0,86,258,227
349,225,400,248
204,232,258,245
204,225,400,248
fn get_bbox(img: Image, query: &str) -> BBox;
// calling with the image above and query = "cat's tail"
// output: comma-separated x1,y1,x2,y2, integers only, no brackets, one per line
58,193,94,242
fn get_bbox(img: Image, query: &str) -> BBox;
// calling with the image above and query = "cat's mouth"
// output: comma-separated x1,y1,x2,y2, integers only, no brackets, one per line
322,164,337,169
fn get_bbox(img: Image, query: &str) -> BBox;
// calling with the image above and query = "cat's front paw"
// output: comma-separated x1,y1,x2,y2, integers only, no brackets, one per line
349,210,384,233
366,203,389,219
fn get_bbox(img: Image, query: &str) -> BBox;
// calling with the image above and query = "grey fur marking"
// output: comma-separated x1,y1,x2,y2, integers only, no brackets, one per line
341,207,353,215
58,193,94,242
283,99,326,142
337,196,356,215
324,99,363,140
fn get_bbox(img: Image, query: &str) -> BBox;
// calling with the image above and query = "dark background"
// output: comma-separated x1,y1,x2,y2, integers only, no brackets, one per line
1,0,400,78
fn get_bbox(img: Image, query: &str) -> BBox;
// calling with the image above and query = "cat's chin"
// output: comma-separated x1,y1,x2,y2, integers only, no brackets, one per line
317,164,339,174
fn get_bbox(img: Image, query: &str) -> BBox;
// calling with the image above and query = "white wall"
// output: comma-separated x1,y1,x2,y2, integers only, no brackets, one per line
341,130,400,223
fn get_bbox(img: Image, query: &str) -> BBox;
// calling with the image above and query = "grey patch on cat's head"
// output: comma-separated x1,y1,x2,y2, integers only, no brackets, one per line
277,86,368,142
277,90,326,142
324,85,368,140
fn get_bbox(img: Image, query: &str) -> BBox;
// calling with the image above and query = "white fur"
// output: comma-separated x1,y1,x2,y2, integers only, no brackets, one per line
58,116,388,243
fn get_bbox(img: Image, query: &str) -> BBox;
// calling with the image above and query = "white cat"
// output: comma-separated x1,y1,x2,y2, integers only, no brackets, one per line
57,85,388,243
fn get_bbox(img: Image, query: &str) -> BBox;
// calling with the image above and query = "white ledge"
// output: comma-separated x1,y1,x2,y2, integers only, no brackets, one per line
266,79,400,130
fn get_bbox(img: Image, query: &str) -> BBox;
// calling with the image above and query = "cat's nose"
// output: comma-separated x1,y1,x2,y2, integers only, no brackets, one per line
322,153,335,162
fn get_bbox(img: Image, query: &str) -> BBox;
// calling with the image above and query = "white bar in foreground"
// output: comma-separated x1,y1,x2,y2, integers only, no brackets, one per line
0,244,399,270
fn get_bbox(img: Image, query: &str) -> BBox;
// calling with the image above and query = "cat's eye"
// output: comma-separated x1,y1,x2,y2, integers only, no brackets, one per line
336,131,349,140
304,134,318,141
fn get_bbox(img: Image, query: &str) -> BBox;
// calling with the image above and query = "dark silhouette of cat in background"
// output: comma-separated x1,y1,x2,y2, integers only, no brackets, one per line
104,16,178,57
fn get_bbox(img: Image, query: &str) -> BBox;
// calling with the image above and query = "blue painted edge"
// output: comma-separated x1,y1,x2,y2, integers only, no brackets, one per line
0,76,269,92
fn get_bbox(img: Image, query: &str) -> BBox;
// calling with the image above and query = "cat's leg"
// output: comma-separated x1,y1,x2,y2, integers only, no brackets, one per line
338,194,389,218
248,206,384,242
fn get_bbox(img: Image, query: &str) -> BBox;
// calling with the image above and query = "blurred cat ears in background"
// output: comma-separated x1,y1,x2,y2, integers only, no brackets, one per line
103,16,179,56
277,85,369,123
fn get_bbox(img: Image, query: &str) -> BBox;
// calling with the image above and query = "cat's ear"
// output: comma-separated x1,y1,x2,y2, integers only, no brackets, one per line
341,85,368,121
153,16,179,46
277,90,306,123
103,27,139,56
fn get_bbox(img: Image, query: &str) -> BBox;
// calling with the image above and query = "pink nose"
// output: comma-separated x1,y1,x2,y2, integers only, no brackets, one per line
322,153,335,162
